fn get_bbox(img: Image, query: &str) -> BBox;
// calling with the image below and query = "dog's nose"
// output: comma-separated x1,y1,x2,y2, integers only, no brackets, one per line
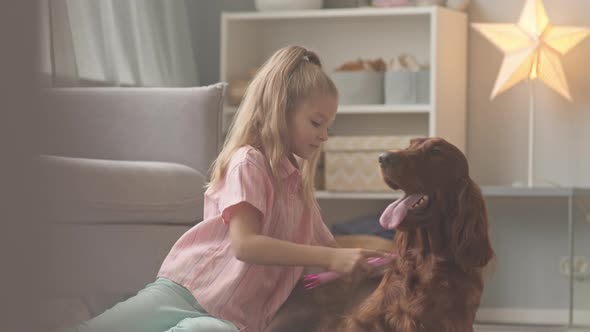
379,152,400,167
378,153,386,165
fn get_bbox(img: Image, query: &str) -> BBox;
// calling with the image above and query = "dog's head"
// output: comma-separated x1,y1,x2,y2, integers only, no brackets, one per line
379,137,494,269
379,137,469,194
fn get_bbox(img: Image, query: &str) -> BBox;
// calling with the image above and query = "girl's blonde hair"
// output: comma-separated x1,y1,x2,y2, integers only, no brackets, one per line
208,45,338,209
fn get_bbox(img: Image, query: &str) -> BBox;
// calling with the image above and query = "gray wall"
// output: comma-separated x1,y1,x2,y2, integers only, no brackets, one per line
465,1,590,316
186,0,255,87
466,0,590,316
467,0,590,188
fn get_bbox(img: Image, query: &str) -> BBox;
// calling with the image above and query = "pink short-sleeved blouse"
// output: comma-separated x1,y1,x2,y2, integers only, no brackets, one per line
158,146,334,332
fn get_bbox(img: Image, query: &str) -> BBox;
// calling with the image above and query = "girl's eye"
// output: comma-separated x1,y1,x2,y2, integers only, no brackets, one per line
311,121,321,128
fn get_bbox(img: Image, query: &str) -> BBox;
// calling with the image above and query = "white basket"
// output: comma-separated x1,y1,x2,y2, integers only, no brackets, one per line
384,70,429,104
331,71,384,105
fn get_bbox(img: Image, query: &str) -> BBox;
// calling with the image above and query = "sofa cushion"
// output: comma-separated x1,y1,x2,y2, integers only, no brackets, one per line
41,155,206,224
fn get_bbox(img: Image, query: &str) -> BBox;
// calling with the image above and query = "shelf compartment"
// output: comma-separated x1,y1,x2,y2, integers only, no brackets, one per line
222,7,438,21
224,104,432,115
329,112,430,137
222,10,432,84
338,104,431,114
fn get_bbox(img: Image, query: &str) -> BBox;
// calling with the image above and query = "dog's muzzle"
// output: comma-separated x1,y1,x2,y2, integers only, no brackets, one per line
379,152,401,168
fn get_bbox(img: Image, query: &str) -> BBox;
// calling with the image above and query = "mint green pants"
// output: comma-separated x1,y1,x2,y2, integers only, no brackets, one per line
68,278,238,332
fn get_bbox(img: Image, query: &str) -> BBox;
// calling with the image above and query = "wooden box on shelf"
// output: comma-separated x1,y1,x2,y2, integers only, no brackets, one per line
323,135,414,192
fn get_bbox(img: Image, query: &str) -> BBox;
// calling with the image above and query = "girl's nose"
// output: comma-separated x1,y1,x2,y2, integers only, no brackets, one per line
318,129,328,141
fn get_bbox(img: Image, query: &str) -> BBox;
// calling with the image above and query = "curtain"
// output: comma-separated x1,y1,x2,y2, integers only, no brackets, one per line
39,0,198,87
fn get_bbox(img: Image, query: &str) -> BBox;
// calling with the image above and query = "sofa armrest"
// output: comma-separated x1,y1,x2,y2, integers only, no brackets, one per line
41,155,206,224
40,84,226,176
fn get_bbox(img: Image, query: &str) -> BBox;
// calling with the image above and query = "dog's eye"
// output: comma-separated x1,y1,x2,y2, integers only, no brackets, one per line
430,147,442,155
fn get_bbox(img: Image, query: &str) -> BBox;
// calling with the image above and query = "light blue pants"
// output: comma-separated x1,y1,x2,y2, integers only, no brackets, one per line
67,278,238,332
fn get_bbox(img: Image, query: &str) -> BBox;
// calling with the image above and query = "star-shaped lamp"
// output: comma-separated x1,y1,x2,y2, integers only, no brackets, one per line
471,0,589,186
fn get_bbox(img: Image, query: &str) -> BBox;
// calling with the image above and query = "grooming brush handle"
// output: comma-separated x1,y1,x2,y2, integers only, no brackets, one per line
303,253,396,289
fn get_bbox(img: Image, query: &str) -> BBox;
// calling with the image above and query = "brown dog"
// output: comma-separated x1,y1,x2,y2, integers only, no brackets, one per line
265,137,494,332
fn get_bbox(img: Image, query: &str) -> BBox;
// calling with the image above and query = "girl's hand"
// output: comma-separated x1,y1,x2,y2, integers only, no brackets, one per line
327,248,386,275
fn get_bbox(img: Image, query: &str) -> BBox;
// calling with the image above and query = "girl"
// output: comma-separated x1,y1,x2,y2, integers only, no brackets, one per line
70,45,384,332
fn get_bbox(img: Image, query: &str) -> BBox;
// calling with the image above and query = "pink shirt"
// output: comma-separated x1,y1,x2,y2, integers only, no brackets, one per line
158,146,334,332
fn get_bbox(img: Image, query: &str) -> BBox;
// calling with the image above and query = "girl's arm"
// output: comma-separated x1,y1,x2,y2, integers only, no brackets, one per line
228,202,384,275
327,239,341,248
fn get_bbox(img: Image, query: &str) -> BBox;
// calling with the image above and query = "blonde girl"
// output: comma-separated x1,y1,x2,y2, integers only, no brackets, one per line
69,45,384,332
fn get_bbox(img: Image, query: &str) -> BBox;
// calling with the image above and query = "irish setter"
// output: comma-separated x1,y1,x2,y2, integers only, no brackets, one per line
265,137,495,332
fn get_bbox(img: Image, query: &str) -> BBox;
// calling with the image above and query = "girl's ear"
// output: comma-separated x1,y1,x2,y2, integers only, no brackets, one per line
451,179,494,270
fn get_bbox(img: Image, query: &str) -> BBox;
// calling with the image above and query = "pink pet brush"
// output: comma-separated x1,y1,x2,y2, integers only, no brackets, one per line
304,201,402,290
303,253,397,290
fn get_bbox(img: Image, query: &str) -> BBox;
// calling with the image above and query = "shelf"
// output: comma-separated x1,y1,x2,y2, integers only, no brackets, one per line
315,186,590,200
482,186,578,197
222,7,442,21
223,104,431,116
338,104,431,114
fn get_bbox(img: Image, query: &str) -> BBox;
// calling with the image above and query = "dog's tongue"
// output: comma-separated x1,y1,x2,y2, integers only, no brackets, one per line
379,194,423,229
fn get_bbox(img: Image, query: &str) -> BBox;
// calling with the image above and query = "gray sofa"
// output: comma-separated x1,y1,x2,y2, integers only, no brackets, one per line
40,84,226,330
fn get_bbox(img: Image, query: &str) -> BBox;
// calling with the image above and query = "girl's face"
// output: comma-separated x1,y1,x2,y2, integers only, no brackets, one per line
287,94,337,160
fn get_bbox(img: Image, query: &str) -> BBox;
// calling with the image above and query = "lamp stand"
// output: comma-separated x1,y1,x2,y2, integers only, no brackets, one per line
527,79,535,187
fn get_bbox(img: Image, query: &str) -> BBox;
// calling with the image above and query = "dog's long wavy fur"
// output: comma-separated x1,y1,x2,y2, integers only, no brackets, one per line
265,137,495,332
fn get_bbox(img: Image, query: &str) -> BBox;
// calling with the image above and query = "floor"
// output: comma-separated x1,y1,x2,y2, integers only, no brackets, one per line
475,324,590,332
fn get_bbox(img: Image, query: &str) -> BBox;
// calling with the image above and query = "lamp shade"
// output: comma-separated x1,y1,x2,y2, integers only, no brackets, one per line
471,0,590,101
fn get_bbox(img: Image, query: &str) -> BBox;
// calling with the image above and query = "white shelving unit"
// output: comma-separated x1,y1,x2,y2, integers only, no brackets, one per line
221,6,467,150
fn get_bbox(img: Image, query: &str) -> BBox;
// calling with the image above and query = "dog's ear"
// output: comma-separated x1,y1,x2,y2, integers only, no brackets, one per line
451,179,494,270
410,137,427,147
